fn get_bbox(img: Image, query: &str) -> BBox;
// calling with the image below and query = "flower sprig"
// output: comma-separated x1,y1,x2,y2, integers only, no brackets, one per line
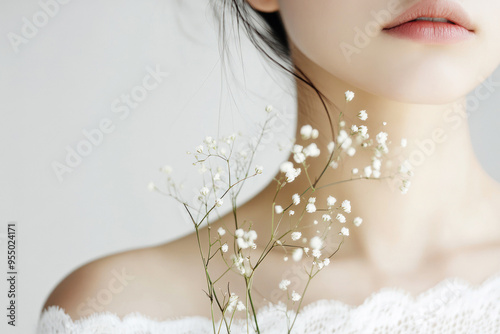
150,92,412,333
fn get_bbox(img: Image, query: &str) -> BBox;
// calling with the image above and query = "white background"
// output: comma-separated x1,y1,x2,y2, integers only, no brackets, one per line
1,0,499,333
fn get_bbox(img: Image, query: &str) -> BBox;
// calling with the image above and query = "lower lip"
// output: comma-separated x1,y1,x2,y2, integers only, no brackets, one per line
383,21,474,44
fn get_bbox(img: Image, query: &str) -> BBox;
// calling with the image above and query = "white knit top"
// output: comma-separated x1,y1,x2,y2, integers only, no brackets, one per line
37,271,500,333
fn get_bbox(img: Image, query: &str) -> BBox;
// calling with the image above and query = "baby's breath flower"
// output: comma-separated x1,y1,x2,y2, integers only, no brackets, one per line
236,301,246,311
352,168,359,175
236,229,258,249
341,200,351,213
289,210,295,216
401,138,408,148
372,158,382,171
353,217,363,227
292,144,303,154
323,258,330,266
364,166,373,178
351,125,358,133
198,163,207,174
306,203,316,213
346,147,356,156
226,293,239,312
327,196,337,206
265,105,273,113
322,214,332,222
291,291,301,302
224,133,237,144
400,179,411,194
215,198,223,207
317,261,324,270
147,182,156,192
286,167,301,183
308,197,316,204
279,279,291,291
291,232,302,241
337,129,348,144
310,236,323,250
383,122,387,126
336,213,346,223
283,256,289,262
358,110,368,121
303,143,320,157
311,129,319,139
221,243,228,252
376,132,388,145
399,161,410,174
235,229,244,238
200,186,209,196
293,152,306,164
292,193,300,205
280,161,293,173
327,141,335,154
304,247,309,255
358,125,368,139
340,227,350,236
300,125,313,140
255,165,264,174
312,249,322,258
293,248,304,262
373,170,381,178
345,90,355,102
217,227,226,236
161,165,173,174
213,173,221,181
275,205,283,214
330,161,339,169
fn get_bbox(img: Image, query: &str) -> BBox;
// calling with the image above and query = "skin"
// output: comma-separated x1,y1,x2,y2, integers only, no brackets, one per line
43,0,500,322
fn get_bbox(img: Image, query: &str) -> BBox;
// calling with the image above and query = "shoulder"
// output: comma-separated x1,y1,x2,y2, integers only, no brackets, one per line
42,234,210,321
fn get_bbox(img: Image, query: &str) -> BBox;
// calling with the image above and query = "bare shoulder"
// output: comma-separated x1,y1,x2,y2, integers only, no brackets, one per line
42,233,210,321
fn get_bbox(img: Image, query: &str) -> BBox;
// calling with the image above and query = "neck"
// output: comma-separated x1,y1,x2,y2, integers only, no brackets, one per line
250,46,500,277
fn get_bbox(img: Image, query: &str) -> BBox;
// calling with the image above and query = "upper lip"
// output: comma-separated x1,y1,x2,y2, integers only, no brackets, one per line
383,0,475,31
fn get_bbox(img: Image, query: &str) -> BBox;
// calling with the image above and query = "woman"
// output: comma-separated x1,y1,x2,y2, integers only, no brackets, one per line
39,0,500,332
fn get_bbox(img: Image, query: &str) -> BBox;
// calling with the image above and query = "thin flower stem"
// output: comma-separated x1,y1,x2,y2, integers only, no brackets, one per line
213,267,233,285
234,115,273,199
302,162,315,191
246,277,261,334
288,266,315,333
196,173,258,227
315,175,392,191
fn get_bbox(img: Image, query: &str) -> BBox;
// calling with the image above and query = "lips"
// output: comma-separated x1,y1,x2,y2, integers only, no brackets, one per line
383,0,475,31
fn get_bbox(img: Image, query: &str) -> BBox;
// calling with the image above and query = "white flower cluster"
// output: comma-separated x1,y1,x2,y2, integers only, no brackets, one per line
280,161,302,183
226,293,246,313
235,229,258,250
345,90,355,102
300,124,319,140
306,197,316,213
398,160,413,194
231,254,250,276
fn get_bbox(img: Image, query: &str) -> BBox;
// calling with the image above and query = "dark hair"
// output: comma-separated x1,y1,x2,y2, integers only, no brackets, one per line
213,0,337,185
252,11,289,58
